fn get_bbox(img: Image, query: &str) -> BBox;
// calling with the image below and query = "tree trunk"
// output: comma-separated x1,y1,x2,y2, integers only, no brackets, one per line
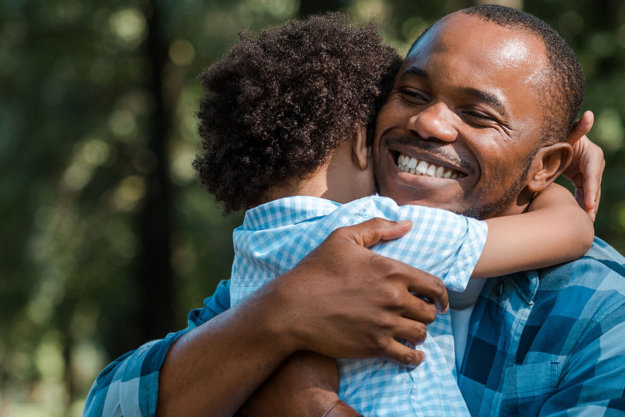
136,0,176,343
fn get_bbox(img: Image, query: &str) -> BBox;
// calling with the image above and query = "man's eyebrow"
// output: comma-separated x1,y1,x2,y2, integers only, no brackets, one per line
460,87,507,117
400,67,429,79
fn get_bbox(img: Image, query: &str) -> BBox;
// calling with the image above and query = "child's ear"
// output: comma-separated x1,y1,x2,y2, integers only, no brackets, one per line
351,125,370,171
526,142,573,193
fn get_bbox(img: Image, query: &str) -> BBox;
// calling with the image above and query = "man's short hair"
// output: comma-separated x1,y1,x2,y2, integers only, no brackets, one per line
194,13,401,213
409,4,584,145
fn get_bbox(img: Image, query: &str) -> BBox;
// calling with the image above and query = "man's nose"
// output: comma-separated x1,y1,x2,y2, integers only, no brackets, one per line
407,103,458,143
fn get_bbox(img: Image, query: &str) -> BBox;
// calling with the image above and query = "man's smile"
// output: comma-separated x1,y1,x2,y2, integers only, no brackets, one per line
383,135,473,182
395,152,466,179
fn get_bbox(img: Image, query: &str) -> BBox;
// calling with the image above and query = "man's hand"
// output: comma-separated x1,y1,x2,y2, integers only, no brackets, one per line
263,217,448,367
157,218,446,417
563,110,605,221
239,219,446,417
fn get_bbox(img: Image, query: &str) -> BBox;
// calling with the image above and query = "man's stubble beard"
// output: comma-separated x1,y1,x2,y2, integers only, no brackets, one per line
460,146,539,220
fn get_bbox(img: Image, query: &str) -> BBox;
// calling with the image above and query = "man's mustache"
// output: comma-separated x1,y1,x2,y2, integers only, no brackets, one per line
383,135,475,174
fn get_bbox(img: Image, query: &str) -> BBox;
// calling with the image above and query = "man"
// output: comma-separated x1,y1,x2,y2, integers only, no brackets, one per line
255,6,623,416
84,5,618,417
240,6,623,416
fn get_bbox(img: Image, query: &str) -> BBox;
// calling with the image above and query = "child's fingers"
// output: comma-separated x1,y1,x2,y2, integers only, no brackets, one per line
566,111,594,145
581,142,605,221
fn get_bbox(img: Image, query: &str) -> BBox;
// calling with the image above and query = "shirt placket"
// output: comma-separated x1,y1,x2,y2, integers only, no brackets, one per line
487,272,539,416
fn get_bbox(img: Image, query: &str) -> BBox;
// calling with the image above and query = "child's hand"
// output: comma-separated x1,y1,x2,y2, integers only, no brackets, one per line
562,111,604,222
239,351,354,417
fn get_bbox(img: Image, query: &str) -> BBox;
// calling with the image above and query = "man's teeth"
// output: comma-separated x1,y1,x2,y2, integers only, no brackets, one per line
397,154,463,179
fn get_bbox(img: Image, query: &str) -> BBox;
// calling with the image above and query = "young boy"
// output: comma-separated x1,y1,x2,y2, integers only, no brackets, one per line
194,13,594,416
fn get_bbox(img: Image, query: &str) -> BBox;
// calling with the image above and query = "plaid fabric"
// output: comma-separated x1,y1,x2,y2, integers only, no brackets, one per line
230,195,488,417
83,239,625,417
458,237,625,416
82,281,231,417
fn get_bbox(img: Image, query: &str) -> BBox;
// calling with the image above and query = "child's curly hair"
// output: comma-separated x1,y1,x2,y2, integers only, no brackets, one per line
193,13,402,213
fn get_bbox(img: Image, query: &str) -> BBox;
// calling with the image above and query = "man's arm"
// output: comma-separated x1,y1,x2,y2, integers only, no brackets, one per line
84,218,448,417
82,280,232,417
157,218,448,417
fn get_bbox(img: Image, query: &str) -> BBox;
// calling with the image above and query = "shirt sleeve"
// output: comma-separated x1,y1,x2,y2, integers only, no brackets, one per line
319,197,488,292
82,280,232,417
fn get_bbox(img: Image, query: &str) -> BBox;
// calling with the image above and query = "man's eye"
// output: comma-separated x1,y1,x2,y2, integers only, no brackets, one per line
462,110,497,125
398,88,429,103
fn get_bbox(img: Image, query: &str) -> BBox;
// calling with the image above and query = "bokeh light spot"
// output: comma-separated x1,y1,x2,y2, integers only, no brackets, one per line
169,39,196,67
109,8,146,47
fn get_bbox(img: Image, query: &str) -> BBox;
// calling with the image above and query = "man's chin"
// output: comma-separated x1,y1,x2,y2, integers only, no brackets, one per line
382,187,513,220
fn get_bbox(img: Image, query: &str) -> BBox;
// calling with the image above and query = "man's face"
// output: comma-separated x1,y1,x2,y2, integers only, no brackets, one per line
374,13,550,219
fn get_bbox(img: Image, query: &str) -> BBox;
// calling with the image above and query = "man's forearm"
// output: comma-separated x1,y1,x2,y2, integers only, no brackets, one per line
157,280,298,417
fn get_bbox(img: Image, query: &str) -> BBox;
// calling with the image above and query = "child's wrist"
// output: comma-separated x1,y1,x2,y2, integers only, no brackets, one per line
322,398,363,417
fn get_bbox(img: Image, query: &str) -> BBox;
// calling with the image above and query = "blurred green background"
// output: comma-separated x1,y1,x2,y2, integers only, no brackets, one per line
1,0,624,415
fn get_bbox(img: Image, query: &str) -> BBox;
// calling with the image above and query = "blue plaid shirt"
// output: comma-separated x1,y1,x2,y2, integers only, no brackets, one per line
231,196,488,417
84,236,625,416
457,237,625,416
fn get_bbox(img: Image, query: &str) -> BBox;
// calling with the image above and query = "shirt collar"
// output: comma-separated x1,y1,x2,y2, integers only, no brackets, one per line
242,196,340,230
509,269,540,305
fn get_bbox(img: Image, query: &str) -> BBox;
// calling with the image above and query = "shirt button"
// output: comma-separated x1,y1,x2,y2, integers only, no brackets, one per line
497,281,504,296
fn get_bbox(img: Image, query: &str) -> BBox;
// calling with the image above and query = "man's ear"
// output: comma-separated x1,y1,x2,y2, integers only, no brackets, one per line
351,125,370,171
526,142,573,193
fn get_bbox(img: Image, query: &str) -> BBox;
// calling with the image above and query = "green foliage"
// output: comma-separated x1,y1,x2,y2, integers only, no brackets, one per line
2,0,624,415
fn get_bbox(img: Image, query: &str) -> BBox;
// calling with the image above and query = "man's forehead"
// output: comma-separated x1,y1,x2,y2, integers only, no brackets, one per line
409,14,544,60
404,13,549,92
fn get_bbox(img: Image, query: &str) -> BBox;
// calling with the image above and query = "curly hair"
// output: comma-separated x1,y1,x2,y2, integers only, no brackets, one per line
193,13,402,213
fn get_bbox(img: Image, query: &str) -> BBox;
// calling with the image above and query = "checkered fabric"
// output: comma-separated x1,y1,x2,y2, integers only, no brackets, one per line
457,237,625,416
83,239,625,417
230,195,488,417
82,280,231,417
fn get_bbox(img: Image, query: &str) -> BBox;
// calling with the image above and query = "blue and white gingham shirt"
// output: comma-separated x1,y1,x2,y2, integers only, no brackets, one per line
230,195,488,417
84,236,625,416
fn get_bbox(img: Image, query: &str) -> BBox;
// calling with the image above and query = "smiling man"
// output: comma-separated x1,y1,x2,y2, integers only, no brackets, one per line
374,9,583,220
366,7,625,415
239,6,625,416
84,5,622,417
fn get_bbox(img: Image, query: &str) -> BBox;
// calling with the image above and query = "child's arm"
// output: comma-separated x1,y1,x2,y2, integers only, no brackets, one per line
472,183,594,278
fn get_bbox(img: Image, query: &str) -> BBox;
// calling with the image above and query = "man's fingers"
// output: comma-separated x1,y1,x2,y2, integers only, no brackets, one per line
402,268,448,313
394,318,428,347
380,258,448,314
400,295,439,325
339,218,413,248
382,340,425,367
